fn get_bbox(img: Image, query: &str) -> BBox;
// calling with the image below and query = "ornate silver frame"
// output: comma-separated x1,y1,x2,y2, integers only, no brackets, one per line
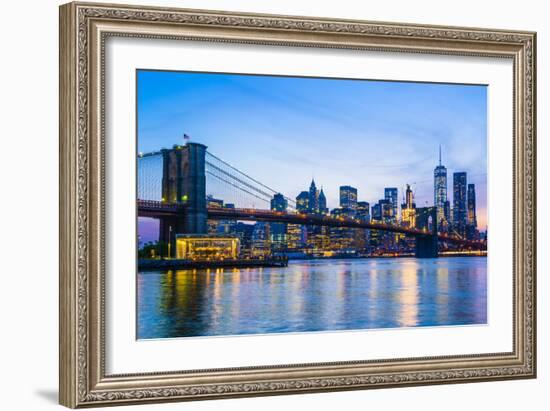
59,2,536,408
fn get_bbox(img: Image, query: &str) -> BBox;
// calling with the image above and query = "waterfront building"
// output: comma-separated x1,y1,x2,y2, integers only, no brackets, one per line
339,185,358,211
175,234,240,260
296,191,309,212
308,226,330,254
384,187,398,223
434,146,448,226
329,207,356,252
453,172,468,237
251,222,271,257
270,193,288,251
233,222,254,258
286,223,305,251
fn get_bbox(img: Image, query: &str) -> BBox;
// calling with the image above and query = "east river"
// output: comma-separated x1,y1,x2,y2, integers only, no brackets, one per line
137,257,487,339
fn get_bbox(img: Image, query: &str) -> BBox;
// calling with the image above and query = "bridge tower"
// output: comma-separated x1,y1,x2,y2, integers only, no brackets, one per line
160,143,208,254
415,206,438,258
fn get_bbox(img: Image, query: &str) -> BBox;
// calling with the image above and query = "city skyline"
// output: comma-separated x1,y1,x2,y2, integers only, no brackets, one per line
137,70,487,229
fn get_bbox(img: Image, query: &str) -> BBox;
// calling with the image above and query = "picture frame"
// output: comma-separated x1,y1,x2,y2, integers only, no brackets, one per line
59,1,536,408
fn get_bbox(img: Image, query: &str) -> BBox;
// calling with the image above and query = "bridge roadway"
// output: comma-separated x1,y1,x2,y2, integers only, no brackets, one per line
136,199,485,249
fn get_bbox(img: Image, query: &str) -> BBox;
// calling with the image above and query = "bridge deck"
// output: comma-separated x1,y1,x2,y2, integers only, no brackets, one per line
137,200,485,248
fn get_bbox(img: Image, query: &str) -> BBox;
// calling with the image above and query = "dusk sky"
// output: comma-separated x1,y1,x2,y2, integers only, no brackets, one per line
137,70,487,231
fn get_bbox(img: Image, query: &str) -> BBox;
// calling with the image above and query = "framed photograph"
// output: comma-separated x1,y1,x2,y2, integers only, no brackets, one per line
59,2,536,408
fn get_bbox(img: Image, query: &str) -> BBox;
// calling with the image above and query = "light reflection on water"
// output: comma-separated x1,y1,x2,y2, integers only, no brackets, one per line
137,257,487,339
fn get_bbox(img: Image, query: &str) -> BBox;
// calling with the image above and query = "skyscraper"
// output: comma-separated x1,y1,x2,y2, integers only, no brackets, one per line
308,179,319,213
401,184,416,227
379,198,396,250
270,193,288,251
329,208,355,251
467,183,477,228
340,185,358,211
371,203,382,222
296,191,309,212
444,200,451,225
466,183,478,240
379,199,393,223
251,222,270,257
404,184,414,209
318,188,328,214
384,187,398,222
434,145,448,225
356,201,370,222
270,193,288,211
356,201,370,252
453,172,468,236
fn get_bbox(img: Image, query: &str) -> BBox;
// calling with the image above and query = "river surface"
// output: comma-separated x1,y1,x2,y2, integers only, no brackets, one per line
137,257,487,339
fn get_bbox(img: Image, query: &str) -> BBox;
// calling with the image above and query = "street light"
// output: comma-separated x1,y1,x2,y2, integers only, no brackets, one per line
167,226,172,258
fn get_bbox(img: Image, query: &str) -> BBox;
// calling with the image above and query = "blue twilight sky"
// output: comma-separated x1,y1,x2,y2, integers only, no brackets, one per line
137,70,487,229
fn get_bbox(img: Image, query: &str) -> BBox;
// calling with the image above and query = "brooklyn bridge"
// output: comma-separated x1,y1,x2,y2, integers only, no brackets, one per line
137,142,486,259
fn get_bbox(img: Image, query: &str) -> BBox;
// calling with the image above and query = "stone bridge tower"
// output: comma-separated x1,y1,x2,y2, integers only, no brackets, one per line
159,143,208,254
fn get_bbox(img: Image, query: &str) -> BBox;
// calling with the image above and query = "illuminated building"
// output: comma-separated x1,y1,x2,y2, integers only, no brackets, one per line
218,203,236,234
308,179,319,213
270,193,288,250
401,184,416,228
270,193,288,211
339,185,358,211
370,202,382,248
401,206,417,230
206,195,223,208
371,203,381,222
318,188,328,214
434,145,448,226
206,195,223,234
356,201,370,252
404,184,414,209
233,222,254,258
329,208,355,251
467,183,479,240
356,201,370,222
453,172,468,237
286,223,305,251
206,196,236,235
296,191,309,212
175,234,240,260
384,187,398,223
380,199,393,222
380,198,397,249
443,200,451,228
467,183,477,228
251,222,271,257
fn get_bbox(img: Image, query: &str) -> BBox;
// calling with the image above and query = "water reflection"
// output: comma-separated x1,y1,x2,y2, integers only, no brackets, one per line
137,257,487,339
